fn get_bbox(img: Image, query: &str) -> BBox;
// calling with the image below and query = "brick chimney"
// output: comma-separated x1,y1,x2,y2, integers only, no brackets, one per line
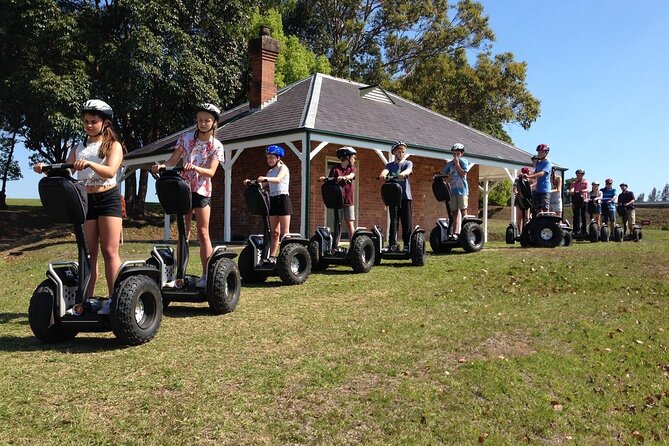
248,27,280,110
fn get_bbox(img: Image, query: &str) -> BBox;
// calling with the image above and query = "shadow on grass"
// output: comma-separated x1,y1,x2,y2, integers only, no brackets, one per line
0,313,28,324
0,335,129,353
162,305,218,318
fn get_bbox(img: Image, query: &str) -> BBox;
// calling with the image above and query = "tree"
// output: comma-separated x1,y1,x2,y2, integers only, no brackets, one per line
0,131,22,209
393,50,539,142
648,187,657,202
0,0,88,168
247,8,331,88
283,0,496,84
637,192,644,202
661,183,669,202
78,0,255,217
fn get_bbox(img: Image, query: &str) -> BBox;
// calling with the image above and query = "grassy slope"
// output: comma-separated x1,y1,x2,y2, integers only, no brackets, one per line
1,199,669,445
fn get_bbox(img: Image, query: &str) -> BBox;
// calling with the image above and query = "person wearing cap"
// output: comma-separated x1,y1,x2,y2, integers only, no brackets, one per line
568,169,589,235
524,144,552,215
513,166,532,234
600,178,618,229
617,183,636,237
244,145,292,262
34,99,124,314
320,146,358,245
378,141,414,250
152,103,224,287
440,143,469,236
588,181,603,227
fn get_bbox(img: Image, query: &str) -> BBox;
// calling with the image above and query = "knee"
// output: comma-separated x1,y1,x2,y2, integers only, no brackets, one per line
197,226,210,243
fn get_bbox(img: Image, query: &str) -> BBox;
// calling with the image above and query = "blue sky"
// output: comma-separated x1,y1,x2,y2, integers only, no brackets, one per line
7,0,668,200
478,0,669,198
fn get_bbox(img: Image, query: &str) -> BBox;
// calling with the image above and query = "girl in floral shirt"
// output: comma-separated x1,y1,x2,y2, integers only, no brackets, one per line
152,103,224,287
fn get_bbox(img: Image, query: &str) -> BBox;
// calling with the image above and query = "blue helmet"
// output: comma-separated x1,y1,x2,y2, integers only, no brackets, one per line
266,145,284,157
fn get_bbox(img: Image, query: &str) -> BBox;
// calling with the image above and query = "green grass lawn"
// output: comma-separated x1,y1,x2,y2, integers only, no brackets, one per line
1,208,669,445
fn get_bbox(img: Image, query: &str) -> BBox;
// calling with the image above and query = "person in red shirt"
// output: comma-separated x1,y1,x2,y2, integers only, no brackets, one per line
569,169,589,234
320,147,357,246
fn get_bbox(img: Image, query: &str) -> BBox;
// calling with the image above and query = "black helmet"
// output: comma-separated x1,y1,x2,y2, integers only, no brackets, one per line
196,103,221,121
82,99,113,121
451,143,465,153
336,146,357,159
619,182,628,188
391,141,407,153
575,169,585,175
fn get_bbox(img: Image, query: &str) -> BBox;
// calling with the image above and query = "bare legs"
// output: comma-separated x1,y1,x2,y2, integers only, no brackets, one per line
84,216,122,297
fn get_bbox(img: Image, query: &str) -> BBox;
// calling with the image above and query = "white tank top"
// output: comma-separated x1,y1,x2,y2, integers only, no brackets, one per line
75,141,117,188
267,163,289,196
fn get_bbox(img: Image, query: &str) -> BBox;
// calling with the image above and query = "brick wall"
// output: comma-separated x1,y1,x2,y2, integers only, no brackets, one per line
210,145,481,241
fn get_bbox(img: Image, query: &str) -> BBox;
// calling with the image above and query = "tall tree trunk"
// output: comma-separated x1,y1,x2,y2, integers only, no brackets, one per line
0,130,18,210
124,172,137,219
132,169,149,219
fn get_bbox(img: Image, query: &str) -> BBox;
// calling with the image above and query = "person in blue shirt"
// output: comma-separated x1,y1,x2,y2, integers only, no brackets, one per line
600,178,618,227
441,143,469,236
524,144,552,216
378,141,413,250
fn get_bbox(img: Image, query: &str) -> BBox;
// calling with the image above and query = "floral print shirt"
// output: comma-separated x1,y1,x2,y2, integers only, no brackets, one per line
177,132,224,197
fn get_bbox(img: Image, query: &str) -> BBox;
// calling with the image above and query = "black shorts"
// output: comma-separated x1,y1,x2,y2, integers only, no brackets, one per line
191,192,211,209
269,194,292,216
86,186,122,220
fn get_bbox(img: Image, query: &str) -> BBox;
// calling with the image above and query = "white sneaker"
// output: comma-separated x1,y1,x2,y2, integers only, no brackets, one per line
196,276,207,288
97,299,112,315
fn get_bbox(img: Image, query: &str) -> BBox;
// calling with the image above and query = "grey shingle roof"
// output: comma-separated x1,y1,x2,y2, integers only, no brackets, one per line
127,73,533,165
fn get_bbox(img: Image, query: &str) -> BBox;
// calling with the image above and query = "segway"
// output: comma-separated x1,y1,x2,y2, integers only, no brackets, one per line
148,167,241,313
238,181,311,285
600,200,623,242
429,175,484,254
616,204,643,242
28,164,162,346
505,177,571,248
371,174,426,266
568,193,599,243
309,177,376,273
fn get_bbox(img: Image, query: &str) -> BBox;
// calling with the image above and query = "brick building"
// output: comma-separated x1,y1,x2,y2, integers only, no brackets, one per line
125,29,550,243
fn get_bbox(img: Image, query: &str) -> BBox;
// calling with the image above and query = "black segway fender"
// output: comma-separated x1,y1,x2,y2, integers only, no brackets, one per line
506,223,517,245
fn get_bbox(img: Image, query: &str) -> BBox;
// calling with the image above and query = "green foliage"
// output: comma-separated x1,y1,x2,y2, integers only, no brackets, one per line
391,51,540,142
247,8,331,88
479,179,512,206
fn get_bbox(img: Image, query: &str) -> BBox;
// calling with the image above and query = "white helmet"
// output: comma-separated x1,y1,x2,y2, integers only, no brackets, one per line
451,143,465,153
82,99,113,120
197,103,221,121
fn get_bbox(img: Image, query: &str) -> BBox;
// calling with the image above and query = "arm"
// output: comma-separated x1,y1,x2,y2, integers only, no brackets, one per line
151,145,184,173
185,158,219,178
258,163,288,184
398,160,413,179
378,168,389,180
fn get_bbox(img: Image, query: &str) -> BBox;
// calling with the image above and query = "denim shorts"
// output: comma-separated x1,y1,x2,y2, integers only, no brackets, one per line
191,192,211,209
269,194,293,216
86,186,122,220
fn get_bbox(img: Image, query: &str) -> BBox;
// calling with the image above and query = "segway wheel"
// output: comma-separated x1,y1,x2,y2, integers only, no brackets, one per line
238,245,269,283
560,230,573,247
613,225,623,242
519,224,532,247
308,237,329,272
632,227,642,241
460,222,484,253
411,232,427,267
505,224,516,245
530,219,562,248
277,243,311,285
429,226,449,253
111,275,162,346
350,235,375,273
207,258,241,314
28,280,78,343
588,222,599,243
600,225,610,242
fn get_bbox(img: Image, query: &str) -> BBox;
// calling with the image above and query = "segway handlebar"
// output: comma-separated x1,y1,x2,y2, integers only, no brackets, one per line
41,163,92,173
321,176,352,184
158,166,185,173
